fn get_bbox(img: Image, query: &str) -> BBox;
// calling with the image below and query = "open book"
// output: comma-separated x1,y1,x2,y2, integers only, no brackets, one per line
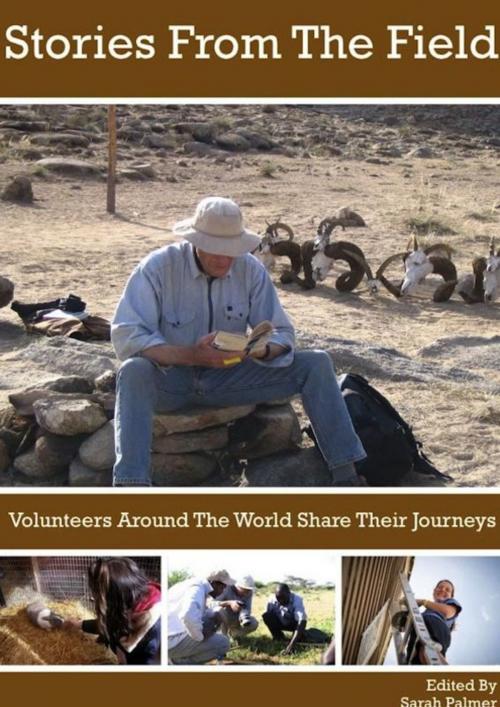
212,320,274,357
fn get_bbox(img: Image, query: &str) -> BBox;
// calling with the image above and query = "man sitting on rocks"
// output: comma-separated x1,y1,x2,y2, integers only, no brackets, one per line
111,196,366,487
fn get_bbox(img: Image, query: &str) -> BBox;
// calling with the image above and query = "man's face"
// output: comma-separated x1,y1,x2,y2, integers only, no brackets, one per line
197,249,235,278
210,581,226,598
275,587,290,606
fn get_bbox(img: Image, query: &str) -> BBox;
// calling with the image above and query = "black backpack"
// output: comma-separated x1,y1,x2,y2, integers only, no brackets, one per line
306,373,452,486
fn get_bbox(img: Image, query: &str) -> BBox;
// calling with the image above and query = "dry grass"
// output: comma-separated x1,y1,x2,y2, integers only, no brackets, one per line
222,587,334,666
0,599,117,665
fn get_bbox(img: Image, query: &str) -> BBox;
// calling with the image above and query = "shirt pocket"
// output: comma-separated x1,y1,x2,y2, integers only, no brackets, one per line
223,300,249,324
161,305,197,346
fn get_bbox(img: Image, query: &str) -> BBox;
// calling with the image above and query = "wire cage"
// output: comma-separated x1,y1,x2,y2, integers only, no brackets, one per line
0,556,161,609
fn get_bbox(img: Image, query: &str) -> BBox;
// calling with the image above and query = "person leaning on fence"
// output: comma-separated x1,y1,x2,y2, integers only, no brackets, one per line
168,569,234,665
111,196,366,487
214,575,259,638
64,557,161,665
262,583,308,655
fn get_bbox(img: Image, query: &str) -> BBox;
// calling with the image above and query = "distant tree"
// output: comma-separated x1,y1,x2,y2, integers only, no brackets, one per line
284,575,316,589
168,568,192,587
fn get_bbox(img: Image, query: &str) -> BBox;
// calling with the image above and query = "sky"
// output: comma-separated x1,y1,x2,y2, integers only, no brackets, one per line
168,550,337,586
385,555,500,666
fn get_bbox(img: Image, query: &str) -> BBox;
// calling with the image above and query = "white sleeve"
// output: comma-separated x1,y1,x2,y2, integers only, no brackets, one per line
178,584,206,642
293,595,307,623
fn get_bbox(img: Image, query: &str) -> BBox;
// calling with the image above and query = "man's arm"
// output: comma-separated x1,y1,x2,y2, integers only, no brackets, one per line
283,619,307,655
178,585,207,642
143,332,246,368
246,258,295,367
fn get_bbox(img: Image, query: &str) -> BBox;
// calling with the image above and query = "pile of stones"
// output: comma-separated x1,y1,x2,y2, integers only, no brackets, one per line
0,372,302,487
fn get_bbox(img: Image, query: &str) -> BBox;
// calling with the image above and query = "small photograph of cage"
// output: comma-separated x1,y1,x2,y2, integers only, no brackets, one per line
342,555,500,666
0,555,161,665
168,549,335,666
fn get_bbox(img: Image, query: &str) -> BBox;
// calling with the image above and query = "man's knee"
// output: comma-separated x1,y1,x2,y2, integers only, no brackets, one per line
212,633,230,656
295,349,335,376
117,356,157,390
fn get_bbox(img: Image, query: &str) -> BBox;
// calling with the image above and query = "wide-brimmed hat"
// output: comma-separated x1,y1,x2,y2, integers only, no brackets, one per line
173,196,260,257
207,569,237,586
236,575,255,591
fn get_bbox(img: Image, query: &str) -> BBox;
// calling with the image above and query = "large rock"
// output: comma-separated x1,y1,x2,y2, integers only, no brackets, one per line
33,399,107,436
153,404,255,436
152,425,228,454
0,276,14,307
235,129,275,150
10,337,117,381
10,390,102,417
174,122,216,144
1,176,34,204
79,420,115,470
34,158,101,178
31,132,90,148
183,141,215,157
228,404,301,459
94,370,116,393
35,432,84,470
215,132,251,152
69,457,112,486
13,448,62,480
0,120,49,132
242,447,331,487
151,452,217,486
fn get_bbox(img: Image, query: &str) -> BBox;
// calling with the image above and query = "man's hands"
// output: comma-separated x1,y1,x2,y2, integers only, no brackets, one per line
143,333,286,368
192,333,246,368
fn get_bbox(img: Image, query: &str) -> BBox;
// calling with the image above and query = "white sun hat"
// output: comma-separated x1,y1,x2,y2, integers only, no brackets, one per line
236,575,256,591
172,196,261,257
207,569,237,586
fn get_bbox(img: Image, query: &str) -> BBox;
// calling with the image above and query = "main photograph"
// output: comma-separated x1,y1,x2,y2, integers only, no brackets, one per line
0,104,498,488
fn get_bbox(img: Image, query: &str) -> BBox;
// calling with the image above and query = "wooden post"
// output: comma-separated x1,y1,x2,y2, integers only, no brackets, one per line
107,105,117,214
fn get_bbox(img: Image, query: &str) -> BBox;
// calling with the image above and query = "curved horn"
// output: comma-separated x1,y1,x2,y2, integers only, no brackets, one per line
428,256,458,302
423,243,454,259
329,244,375,282
407,234,419,251
318,217,341,236
375,252,408,299
266,221,294,241
375,252,409,280
270,240,302,273
298,240,317,288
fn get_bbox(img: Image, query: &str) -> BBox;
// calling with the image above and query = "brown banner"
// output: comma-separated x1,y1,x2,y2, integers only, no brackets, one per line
0,494,497,549
1,0,500,96
1,672,499,705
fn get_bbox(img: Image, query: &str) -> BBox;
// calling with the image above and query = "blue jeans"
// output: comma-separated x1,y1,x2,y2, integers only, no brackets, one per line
113,349,366,486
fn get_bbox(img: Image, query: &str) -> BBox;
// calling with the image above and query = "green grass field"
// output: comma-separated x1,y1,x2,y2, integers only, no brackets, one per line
221,587,335,666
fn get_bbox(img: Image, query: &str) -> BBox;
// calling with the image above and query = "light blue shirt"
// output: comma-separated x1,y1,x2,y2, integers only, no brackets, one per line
111,241,295,367
266,592,308,624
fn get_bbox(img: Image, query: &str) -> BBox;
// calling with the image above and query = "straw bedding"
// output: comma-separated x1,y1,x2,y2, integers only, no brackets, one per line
0,599,118,665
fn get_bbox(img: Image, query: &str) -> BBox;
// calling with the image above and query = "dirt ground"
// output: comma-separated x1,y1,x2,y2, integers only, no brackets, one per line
0,105,499,486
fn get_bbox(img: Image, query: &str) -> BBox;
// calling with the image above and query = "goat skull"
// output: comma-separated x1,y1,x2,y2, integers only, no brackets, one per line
400,249,434,296
484,253,500,303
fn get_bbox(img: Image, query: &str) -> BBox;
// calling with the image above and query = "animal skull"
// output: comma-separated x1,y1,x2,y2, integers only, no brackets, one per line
400,249,434,296
311,250,334,281
484,254,500,303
